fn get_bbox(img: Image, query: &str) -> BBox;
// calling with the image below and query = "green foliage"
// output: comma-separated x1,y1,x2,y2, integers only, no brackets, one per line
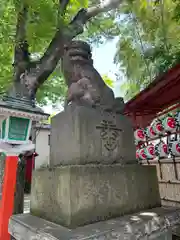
120,81,141,101
36,73,67,106
102,75,114,88
114,0,180,100
0,0,117,104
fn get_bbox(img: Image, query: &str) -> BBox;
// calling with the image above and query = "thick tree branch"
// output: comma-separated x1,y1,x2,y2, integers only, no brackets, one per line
86,0,122,20
23,0,122,95
57,0,70,26
67,0,123,38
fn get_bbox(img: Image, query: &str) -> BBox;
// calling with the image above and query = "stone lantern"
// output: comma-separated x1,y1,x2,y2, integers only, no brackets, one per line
0,95,48,147
0,94,49,240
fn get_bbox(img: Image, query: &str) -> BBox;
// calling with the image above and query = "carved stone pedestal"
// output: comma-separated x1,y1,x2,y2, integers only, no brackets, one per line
30,164,160,228
50,104,136,166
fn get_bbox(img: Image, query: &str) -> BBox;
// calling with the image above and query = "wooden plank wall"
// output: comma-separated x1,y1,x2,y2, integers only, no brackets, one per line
141,159,180,207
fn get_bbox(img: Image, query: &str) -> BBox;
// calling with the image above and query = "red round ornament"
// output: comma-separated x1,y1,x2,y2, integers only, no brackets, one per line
139,148,147,160
134,129,146,142
152,120,164,135
145,144,155,159
145,126,156,139
162,116,176,132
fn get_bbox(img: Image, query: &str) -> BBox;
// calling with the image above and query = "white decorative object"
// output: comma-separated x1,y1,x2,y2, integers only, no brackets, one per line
155,142,168,158
169,141,180,157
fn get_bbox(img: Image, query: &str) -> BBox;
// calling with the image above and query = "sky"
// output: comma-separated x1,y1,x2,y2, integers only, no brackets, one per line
92,41,117,80
43,39,122,113
92,39,122,97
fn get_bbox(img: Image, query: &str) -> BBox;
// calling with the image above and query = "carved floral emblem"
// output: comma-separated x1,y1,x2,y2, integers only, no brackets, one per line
96,120,122,151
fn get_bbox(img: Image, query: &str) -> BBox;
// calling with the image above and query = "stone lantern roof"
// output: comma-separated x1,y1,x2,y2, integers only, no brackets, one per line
0,95,49,121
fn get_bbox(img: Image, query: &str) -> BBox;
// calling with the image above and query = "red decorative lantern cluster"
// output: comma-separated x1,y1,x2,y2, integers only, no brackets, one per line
134,115,178,144
136,144,155,160
136,142,169,161
134,112,180,161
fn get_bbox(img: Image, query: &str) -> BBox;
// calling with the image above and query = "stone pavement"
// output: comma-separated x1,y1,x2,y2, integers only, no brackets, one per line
10,206,180,240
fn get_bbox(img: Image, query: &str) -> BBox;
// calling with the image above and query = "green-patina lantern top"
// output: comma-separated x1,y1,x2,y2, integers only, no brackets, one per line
0,94,49,145
0,95,49,121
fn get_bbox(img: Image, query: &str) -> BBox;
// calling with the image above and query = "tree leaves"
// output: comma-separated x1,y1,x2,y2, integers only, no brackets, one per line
0,0,117,104
114,0,180,100
102,75,114,88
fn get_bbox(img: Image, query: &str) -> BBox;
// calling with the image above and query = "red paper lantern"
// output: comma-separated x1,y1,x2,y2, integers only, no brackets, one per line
139,148,147,160
134,129,146,142
145,144,155,159
152,120,164,135
145,126,156,139
162,116,176,132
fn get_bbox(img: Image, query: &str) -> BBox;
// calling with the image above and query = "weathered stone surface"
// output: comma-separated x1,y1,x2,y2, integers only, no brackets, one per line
9,207,180,240
30,164,160,228
61,41,116,109
50,104,136,166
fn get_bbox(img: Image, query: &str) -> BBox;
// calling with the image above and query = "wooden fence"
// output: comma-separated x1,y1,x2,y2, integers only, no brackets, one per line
141,159,180,207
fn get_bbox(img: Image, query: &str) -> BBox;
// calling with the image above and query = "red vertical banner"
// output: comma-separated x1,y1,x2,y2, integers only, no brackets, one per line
0,154,18,240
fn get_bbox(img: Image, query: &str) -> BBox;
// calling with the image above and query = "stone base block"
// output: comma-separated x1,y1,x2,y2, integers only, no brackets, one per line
30,164,160,228
9,207,180,240
50,104,136,166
